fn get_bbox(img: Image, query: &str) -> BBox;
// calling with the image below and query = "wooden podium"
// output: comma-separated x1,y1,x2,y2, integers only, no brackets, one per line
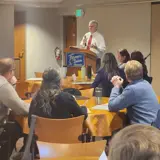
64,47,97,76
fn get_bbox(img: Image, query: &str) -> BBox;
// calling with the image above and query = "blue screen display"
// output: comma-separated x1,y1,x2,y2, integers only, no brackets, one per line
66,53,85,67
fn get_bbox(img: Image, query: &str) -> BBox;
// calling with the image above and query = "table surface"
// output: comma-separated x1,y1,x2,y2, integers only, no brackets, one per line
19,97,126,137
26,77,94,92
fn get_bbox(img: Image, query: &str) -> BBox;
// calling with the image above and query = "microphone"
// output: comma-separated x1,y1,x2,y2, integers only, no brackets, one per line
144,53,151,60
84,35,87,47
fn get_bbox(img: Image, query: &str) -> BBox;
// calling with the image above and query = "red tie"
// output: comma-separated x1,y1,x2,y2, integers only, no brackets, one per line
87,35,92,50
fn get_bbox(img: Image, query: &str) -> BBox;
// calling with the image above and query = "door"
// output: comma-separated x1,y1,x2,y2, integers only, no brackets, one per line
63,16,77,48
14,12,28,99
14,11,26,82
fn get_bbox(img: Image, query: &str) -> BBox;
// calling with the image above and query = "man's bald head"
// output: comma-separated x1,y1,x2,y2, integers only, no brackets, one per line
0,58,14,75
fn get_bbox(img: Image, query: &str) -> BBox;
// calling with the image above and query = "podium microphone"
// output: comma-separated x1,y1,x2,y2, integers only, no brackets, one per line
144,53,151,60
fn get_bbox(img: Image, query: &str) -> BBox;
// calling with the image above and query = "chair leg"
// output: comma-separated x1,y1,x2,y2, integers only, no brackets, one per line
91,136,95,142
86,134,91,142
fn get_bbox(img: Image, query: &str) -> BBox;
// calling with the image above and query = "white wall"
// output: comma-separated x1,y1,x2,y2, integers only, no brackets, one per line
77,3,151,72
25,8,61,78
0,5,14,58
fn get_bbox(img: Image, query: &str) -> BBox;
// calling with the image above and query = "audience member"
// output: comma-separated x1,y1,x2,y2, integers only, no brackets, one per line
108,124,160,160
91,52,126,97
117,49,130,69
131,51,152,83
108,60,159,124
152,109,160,129
28,68,87,125
0,58,29,158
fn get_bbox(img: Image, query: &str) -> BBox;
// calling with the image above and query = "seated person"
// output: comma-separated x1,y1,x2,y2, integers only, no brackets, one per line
108,60,159,125
117,49,130,69
28,68,87,125
131,51,152,83
108,124,160,160
152,109,160,129
0,58,29,158
91,52,126,97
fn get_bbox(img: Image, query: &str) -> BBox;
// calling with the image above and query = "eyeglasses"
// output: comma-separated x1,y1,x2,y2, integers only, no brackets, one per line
10,68,15,72
89,25,94,28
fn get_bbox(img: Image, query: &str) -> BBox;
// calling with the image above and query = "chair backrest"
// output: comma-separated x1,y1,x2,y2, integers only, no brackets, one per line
80,88,94,98
34,72,43,78
40,157,99,160
37,140,106,159
63,88,81,96
22,115,37,160
157,96,160,104
35,115,84,143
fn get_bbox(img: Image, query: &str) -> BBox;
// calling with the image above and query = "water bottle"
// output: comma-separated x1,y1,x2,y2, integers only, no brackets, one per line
95,87,102,105
60,65,67,78
87,65,92,80
81,66,86,80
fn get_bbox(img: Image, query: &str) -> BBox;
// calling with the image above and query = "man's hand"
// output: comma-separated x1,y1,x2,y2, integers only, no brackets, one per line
111,76,123,88
9,76,17,85
83,36,87,45
91,43,98,49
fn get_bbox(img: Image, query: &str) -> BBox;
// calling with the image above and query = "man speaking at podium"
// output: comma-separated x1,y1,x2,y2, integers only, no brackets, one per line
80,20,106,71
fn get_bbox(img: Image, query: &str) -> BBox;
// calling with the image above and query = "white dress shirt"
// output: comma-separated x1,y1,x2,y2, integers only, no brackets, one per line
80,31,106,58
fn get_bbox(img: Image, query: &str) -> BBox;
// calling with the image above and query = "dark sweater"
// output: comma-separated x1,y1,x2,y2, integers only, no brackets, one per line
28,91,87,126
91,68,126,97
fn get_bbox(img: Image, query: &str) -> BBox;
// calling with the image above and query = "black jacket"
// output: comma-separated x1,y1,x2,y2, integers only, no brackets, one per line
28,91,87,126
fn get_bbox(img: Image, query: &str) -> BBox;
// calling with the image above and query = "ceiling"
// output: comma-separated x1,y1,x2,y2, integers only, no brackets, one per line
0,0,160,8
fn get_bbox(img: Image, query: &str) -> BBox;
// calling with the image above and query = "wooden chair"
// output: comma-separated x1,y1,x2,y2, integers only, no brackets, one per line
34,115,85,143
34,72,43,78
86,114,110,137
157,96,160,104
80,88,94,98
22,115,37,160
15,81,29,99
40,157,99,160
37,140,106,159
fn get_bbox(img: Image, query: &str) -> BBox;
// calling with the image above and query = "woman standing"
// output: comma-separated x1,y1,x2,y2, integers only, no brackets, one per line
131,51,152,84
92,52,126,97
117,49,130,69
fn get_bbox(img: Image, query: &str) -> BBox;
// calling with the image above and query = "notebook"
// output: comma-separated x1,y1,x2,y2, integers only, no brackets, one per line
92,104,109,111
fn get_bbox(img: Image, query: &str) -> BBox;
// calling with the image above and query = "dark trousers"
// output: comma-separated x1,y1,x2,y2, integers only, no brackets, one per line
96,58,101,72
0,121,22,160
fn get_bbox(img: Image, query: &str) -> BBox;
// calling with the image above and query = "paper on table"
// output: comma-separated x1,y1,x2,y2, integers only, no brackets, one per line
99,151,108,160
92,104,109,111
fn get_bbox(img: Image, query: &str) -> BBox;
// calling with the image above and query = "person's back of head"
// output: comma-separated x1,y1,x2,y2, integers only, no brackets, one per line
125,60,143,82
136,151,160,160
34,68,61,117
131,51,145,64
118,49,130,63
0,58,14,81
131,51,148,75
108,124,160,160
101,52,119,80
41,68,61,90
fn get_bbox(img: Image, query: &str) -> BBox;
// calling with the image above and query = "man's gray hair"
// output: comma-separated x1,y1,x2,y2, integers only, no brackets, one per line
89,20,98,28
125,60,143,81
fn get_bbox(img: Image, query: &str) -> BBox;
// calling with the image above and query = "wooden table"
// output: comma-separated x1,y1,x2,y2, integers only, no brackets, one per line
15,97,126,137
26,77,94,93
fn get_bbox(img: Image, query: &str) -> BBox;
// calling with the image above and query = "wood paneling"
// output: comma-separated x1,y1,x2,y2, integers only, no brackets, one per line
151,4,160,95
